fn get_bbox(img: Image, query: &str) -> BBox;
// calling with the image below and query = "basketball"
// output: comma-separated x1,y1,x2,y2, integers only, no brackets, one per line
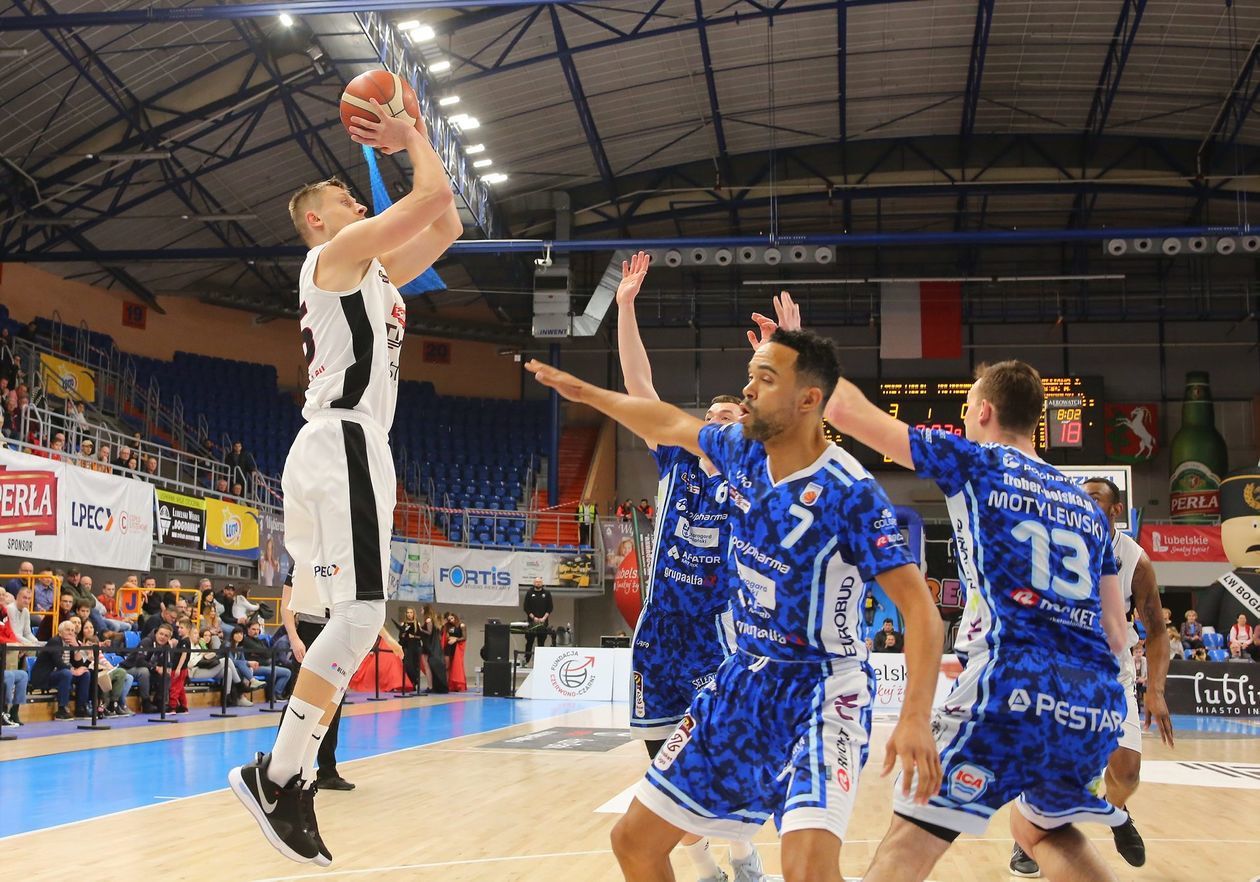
339,69,421,135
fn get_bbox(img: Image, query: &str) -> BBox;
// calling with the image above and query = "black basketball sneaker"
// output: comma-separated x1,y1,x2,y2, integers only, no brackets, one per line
229,752,329,866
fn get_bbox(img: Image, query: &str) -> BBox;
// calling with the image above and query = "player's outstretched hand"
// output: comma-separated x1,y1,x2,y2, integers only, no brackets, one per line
746,312,778,350
616,251,650,307
525,359,591,403
883,717,942,805
773,290,801,331
1144,691,1175,747
348,98,421,155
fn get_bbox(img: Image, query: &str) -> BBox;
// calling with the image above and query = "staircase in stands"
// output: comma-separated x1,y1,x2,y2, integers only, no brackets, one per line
530,424,599,546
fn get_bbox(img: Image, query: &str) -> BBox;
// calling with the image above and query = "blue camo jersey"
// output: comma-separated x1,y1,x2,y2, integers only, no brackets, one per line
698,423,914,663
645,445,732,616
908,428,1119,672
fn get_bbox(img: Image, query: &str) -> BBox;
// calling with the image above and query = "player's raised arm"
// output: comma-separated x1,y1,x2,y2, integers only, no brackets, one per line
527,360,705,457
614,251,660,403
380,197,463,289
746,290,802,349
325,99,454,272
1133,552,1173,746
874,563,945,804
824,377,915,469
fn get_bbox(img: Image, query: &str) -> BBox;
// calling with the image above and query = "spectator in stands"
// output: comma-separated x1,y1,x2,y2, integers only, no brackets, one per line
444,612,465,691
124,453,139,472
142,605,178,639
0,609,29,726
270,626,298,699
394,607,425,693
115,443,132,470
1246,629,1260,663
1167,626,1184,658
231,481,245,499
47,433,66,462
240,621,290,700
154,577,177,610
5,587,39,646
36,592,77,642
232,584,261,626
1181,610,1206,650
226,628,264,689
1,396,17,441
79,620,133,717
63,568,95,611
124,623,178,713
616,498,634,521
1191,646,1208,662
637,497,654,521
523,577,555,665
577,499,597,547
31,620,93,720
32,569,56,621
192,627,251,707
214,477,230,497
139,576,163,616
166,617,193,713
143,455,159,478
4,560,33,595
876,619,904,653
17,319,37,342
1134,644,1148,705
200,595,224,639
95,581,132,630
94,443,113,473
224,440,257,490
1229,614,1254,655
213,583,248,637
74,600,106,638
77,438,96,468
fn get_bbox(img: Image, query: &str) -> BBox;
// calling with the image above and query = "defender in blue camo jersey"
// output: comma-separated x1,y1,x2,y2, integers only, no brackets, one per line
826,360,1131,882
528,329,943,882
614,250,765,882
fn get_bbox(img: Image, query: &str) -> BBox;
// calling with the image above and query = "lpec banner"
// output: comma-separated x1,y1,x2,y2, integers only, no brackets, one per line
0,447,154,568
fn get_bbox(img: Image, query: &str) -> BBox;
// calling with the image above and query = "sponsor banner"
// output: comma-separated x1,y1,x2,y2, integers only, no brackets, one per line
61,466,154,569
1165,659,1260,716
1217,571,1260,624
389,540,435,602
433,546,517,606
0,446,65,559
516,549,597,589
258,510,289,588
203,497,260,560
1104,403,1160,463
154,489,205,550
40,353,96,402
518,646,630,701
1139,524,1227,562
870,653,961,712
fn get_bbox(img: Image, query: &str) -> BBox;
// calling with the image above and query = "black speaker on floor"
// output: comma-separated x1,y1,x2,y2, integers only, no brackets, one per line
483,622,510,661
483,660,512,697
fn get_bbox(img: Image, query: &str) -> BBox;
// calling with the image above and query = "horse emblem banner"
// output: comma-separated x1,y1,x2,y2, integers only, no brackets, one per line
1105,403,1160,463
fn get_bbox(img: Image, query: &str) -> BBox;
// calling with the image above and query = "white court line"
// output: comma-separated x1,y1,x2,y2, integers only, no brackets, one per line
0,704,601,845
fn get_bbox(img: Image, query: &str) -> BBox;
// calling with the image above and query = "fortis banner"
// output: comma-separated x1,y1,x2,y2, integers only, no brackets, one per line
433,546,517,606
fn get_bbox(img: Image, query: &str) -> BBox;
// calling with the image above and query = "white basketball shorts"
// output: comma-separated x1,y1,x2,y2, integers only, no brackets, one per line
282,410,395,617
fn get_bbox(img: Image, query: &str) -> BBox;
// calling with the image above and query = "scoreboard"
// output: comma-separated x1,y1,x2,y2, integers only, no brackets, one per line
826,376,1104,467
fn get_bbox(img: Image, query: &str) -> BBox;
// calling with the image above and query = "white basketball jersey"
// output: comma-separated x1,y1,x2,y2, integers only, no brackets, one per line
298,242,405,432
1113,529,1144,685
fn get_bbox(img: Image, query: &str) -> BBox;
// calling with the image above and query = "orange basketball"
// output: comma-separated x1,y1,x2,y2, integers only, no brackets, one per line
339,69,422,136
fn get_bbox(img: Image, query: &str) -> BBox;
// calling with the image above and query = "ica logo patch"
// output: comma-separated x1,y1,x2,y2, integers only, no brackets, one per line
948,763,993,803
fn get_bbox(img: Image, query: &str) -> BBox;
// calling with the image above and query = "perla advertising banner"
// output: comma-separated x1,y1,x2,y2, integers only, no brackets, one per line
0,447,66,560
433,546,517,606
61,465,154,570
203,497,260,560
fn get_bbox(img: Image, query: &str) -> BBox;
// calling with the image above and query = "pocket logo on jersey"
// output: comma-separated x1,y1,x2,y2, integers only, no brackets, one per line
800,482,823,506
948,764,993,802
653,714,696,773
1010,589,1040,607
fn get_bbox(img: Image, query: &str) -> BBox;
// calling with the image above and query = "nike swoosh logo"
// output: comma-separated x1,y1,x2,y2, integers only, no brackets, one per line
290,709,306,720
311,734,323,741
257,772,279,814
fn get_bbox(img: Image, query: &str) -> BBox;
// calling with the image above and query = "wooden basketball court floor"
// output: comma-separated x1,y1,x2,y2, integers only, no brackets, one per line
2,695,1258,882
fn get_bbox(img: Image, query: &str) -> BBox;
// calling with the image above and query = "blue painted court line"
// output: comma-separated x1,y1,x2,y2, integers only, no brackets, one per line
0,698,597,838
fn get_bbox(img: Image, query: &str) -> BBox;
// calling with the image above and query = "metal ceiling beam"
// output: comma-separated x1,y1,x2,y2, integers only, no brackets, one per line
837,0,851,231
954,0,994,234
1197,34,1260,177
692,0,737,233
7,223,1252,262
546,5,621,233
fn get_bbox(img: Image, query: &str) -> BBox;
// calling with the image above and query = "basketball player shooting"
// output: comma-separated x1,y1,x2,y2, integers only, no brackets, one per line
228,96,460,866
825,363,1131,882
528,331,943,882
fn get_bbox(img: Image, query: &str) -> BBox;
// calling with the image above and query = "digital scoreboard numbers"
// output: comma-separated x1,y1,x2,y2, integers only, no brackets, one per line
830,376,1103,467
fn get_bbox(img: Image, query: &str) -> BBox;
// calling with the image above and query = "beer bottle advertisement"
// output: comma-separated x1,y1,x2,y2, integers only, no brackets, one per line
1168,371,1228,523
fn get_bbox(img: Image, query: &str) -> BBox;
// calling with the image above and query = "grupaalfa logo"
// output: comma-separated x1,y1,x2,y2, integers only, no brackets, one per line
0,466,58,535
548,650,597,698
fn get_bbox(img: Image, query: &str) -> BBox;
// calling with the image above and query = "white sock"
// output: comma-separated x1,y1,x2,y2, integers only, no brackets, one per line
729,840,754,861
683,839,721,875
268,696,324,785
302,721,331,780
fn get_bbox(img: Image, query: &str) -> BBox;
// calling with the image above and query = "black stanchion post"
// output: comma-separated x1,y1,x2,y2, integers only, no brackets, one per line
368,643,387,701
77,644,111,731
209,647,236,719
257,645,283,713
149,646,176,724
0,643,15,742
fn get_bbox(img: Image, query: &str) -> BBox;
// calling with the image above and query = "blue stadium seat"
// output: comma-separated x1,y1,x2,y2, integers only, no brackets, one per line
1207,649,1229,662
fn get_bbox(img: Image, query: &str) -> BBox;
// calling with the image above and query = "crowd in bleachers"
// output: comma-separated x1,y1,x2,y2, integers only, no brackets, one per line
1163,607,1259,663
0,562,297,726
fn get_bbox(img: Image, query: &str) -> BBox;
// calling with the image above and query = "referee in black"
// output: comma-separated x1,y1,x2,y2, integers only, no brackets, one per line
280,566,354,791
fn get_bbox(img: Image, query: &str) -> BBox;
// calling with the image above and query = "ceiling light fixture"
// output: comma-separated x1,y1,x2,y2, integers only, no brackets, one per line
181,213,257,222
438,95,460,106
428,59,451,73
410,24,436,42
464,143,485,154
481,173,508,184
473,158,492,168
92,151,172,162
278,13,294,27
454,116,479,130
397,19,420,30
0,49,29,59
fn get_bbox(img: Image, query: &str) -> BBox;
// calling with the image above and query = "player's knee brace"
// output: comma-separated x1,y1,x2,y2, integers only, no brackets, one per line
299,600,386,690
